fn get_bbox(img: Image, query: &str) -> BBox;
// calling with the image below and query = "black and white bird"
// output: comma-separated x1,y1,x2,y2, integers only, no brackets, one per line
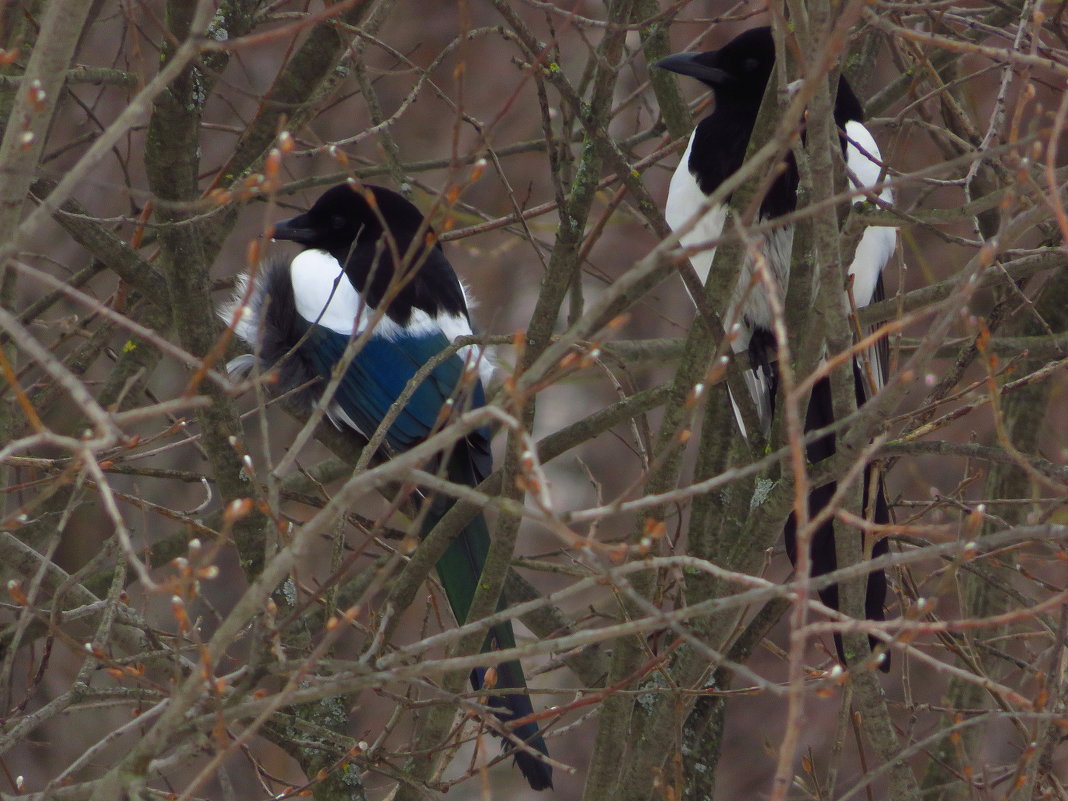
222,183,553,789
657,27,894,669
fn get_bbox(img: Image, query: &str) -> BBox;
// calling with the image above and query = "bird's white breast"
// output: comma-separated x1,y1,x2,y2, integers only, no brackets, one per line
664,131,793,343
665,131,727,285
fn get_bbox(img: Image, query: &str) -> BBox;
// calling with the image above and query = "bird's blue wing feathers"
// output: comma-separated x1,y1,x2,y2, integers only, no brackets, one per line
300,323,487,456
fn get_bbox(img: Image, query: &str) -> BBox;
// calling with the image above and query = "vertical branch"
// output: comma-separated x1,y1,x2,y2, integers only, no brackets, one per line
0,0,95,248
143,0,268,573
776,7,918,801
634,0,691,141
0,0,94,518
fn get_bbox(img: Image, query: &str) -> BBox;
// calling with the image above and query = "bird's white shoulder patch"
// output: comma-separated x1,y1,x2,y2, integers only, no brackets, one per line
849,227,896,308
386,307,495,387
843,121,896,309
286,250,495,385
665,131,727,285
844,121,892,203
440,277,496,387
288,249,366,334
843,120,896,393
438,312,496,387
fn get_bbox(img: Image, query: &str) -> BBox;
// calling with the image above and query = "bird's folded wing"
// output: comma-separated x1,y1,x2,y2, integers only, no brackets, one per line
303,324,478,453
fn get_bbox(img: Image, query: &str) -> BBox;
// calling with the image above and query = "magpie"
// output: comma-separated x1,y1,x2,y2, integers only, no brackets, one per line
222,183,553,789
657,26,894,670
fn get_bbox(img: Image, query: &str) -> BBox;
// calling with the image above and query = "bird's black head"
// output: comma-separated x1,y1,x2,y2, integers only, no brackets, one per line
657,26,864,122
273,182,468,323
272,183,432,266
656,26,777,105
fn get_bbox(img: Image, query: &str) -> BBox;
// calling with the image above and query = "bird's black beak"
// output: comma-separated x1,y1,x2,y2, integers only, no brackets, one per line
271,214,317,245
655,52,730,85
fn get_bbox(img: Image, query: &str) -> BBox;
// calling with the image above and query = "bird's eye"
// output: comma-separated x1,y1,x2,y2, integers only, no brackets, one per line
331,215,346,230
744,58,760,72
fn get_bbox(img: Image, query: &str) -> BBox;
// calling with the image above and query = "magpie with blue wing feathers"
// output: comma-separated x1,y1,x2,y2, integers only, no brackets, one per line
657,27,894,670
223,183,553,789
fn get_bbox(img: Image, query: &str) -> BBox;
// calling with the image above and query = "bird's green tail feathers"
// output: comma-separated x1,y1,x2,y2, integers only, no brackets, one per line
424,449,552,790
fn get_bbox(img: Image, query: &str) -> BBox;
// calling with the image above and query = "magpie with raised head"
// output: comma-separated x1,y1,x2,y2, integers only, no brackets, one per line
222,183,553,789
657,27,894,670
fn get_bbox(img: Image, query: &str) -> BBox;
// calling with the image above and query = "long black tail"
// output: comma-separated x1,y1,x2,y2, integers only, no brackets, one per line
427,446,553,790
783,371,890,671
474,624,553,790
